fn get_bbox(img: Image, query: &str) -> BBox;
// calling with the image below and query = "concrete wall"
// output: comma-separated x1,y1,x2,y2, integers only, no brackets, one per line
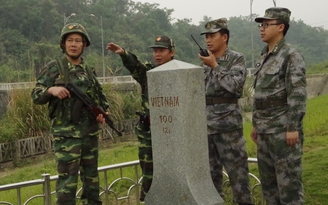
306,74,328,99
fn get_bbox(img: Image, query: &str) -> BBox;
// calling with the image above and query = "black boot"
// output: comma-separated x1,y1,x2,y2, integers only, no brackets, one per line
140,190,146,202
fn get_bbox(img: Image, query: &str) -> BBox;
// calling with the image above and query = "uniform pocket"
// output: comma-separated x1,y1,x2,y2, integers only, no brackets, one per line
258,66,281,89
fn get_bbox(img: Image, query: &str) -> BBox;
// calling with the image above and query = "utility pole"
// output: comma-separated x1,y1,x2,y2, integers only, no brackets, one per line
90,14,105,78
250,0,255,69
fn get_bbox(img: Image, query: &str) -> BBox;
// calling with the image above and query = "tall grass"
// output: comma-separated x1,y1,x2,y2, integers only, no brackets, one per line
0,88,49,142
0,85,141,142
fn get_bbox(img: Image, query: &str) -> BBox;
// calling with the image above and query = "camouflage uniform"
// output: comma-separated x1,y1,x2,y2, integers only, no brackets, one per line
201,19,253,204
253,8,306,205
31,23,108,205
117,36,175,201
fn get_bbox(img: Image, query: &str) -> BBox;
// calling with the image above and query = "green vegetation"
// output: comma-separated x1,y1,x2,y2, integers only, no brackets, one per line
0,0,328,82
1,94,328,204
307,60,328,75
0,140,140,204
244,94,328,204
0,86,141,142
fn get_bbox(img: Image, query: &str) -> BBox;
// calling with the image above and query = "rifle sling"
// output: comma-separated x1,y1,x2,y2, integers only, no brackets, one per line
56,57,85,123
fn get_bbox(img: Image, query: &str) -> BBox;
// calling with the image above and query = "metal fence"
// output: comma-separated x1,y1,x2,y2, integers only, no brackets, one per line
0,76,137,91
0,158,263,205
0,119,138,164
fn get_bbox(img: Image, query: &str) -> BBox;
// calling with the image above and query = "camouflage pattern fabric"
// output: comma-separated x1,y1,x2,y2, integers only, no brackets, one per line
201,18,228,35
255,7,291,23
252,39,306,204
135,122,152,200
257,131,304,204
31,58,108,204
252,39,307,134
208,130,252,203
120,51,155,201
54,136,101,205
204,48,253,204
32,59,109,137
204,48,246,134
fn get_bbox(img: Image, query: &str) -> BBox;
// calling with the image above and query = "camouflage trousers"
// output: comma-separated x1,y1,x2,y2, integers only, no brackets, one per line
135,123,153,201
53,136,102,205
208,129,253,204
257,131,304,205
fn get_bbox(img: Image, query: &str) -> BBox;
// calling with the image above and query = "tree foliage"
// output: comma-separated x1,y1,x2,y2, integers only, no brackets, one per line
0,0,328,82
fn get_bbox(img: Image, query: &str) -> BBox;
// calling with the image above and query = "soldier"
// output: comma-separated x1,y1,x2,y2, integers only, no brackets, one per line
198,18,253,205
106,36,175,202
251,7,306,205
32,23,108,205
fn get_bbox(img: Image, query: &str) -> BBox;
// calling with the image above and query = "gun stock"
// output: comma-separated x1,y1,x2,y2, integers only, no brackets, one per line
66,82,123,136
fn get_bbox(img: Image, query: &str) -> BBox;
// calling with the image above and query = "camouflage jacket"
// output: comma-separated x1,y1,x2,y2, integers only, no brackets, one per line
120,51,154,117
31,57,109,138
252,39,307,134
204,48,247,134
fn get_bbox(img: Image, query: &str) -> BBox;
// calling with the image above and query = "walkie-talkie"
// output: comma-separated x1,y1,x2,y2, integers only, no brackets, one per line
191,35,209,56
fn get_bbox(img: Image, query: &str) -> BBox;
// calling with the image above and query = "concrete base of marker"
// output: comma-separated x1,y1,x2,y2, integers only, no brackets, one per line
145,60,224,205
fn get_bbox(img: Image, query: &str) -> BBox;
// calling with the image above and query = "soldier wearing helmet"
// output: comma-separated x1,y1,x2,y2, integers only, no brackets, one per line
32,23,108,205
60,23,91,60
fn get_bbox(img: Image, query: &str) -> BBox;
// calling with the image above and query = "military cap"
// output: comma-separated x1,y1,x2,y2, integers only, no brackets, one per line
149,36,175,50
200,18,228,35
255,7,291,23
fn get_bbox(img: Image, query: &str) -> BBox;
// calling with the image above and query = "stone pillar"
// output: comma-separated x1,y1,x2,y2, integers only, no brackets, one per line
145,60,224,205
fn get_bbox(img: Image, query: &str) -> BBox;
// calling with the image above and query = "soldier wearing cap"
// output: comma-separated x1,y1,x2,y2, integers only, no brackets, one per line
106,36,175,202
198,18,253,205
251,7,306,204
32,23,109,204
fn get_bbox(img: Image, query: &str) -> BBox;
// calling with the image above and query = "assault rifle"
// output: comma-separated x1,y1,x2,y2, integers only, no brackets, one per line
66,82,123,136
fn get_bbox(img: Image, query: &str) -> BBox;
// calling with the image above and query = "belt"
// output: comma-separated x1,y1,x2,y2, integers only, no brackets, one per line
206,97,238,105
254,99,287,109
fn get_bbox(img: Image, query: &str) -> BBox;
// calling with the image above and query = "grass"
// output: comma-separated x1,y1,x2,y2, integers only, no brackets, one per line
0,138,140,204
2,95,328,204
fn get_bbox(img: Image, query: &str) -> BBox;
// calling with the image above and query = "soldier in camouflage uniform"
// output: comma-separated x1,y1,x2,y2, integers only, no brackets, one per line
198,18,253,205
32,23,109,205
106,36,175,202
251,7,307,205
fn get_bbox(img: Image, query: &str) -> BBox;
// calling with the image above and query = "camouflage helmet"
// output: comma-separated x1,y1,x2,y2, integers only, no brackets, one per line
60,23,91,49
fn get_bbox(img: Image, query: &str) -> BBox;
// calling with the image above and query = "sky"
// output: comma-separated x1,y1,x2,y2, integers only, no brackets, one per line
135,0,328,29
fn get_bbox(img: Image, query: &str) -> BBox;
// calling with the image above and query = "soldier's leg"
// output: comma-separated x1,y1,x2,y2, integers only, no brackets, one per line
53,136,82,205
80,135,102,205
216,130,253,204
257,133,280,204
208,133,224,199
138,144,153,200
135,124,152,201
272,132,304,205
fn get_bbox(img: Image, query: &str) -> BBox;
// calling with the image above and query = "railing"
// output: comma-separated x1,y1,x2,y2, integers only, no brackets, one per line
0,158,263,205
0,119,138,163
0,76,137,91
